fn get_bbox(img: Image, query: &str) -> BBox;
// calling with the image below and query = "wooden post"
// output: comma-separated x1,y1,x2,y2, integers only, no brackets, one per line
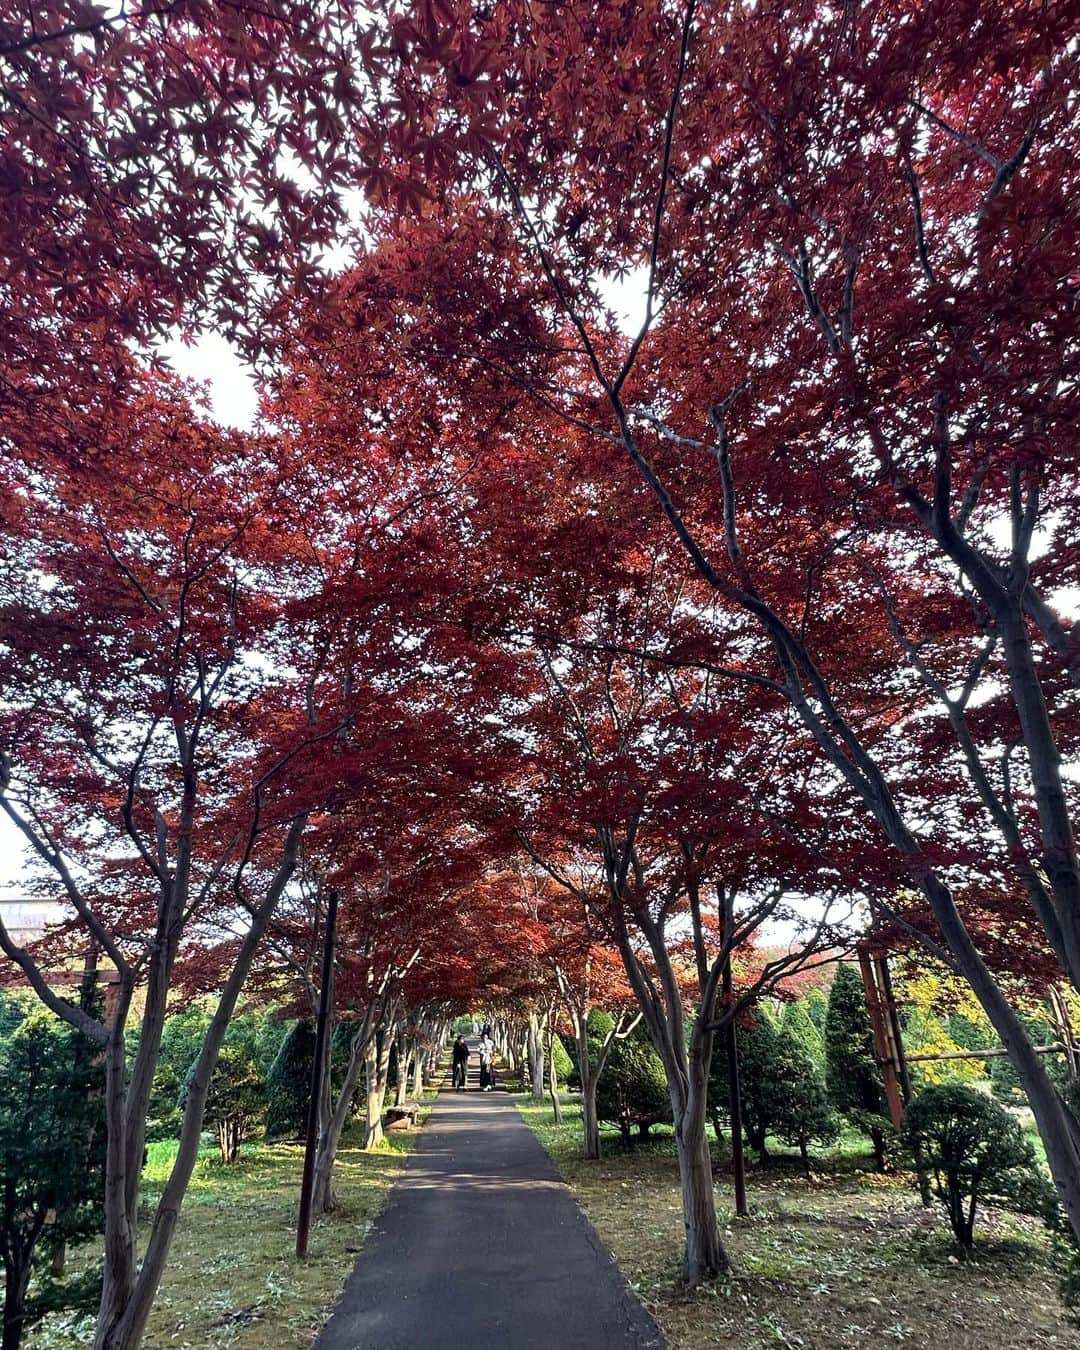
1049,985,1078,1079
857,945,904,1130
296,888,338,1259
876,954,913,1105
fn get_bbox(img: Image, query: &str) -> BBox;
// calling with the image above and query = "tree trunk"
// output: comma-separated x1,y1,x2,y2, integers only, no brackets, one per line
573,1016,603,1159
395,1026,409,1109
673,1037,728,1284
528,1013,545,1102
547,1030,562,1123
674,1114,727,1284
95,1022,137,1349
2,1248,32,1350
727,1048,749,1204
917,869,1080,1239
93,818,304,1349
581,1075,601,1160
312,1022,372,1214
363,1027,395,1152
412,1043,424,1098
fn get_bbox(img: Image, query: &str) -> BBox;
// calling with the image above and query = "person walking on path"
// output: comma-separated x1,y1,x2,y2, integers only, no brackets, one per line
478,1031,495,1091
451,1036,470,1091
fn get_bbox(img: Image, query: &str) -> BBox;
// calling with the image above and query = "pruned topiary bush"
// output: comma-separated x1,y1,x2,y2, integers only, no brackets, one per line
903,1083,1044,1247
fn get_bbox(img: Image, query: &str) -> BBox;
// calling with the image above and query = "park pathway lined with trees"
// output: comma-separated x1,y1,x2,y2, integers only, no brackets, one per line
313,1070,663,1350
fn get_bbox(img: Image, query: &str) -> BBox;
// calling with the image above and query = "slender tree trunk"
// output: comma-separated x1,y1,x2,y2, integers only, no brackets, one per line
395,1026,409,1109
528,1012,545,1102
674,1036,728,1284
573,1016,603,1159
547,1030,562,1124
96,1022,137,1347
723,962,748,1217
674,1113,727,1284
363,1039,385,1151
93,818,304,1349
412,1043,424,1098
2,1248,32,1350
581,1074,601,1160
312,1022,373,1214
918,869,1080,1237
363,1025,395,1152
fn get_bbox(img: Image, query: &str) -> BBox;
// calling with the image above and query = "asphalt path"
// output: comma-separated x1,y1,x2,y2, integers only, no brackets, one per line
312,1056,664,1349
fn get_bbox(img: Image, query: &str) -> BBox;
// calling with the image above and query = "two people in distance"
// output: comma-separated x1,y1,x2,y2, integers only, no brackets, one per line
451,1026,497,1092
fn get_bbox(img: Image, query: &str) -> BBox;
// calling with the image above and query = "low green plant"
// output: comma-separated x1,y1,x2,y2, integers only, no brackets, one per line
903,1083,1042,1247
596,1023,671,1142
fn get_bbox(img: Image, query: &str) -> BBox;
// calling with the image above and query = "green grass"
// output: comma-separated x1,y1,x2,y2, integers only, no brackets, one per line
519,1098,1080,1349
26,1117,428,1350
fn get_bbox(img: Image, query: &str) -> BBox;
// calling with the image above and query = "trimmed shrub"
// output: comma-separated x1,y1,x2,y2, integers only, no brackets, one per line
549,1032,574,1087
904,1083,1041,1247
265,1019,315,1139
596,1023,671,1141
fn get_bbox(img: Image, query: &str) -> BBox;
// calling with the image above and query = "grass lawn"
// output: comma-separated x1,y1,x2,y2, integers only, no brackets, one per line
25,1120,424,1350
519,1098,1080,1350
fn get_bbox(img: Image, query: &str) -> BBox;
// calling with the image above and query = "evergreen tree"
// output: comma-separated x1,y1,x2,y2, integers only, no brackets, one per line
824,964,891,1169
549,1033,574,1087
781,998,825,1072
330,1021,366,1115
772,1025,840,1172
0,1009,106,1350
255,1013,290,1078
0,991,27,1043
805,987,828,1033
183,1041,265,1163
711,1006,785,1159
179,1014,266,1164
265,1019,315,1140
147,1004,210,1141
596,1022,672,1142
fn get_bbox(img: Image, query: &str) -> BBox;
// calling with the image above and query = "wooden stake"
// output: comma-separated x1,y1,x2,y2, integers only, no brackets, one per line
857,946,904,1130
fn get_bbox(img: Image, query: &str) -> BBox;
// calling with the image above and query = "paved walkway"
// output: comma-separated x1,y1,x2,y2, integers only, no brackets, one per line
312,1077,663,1349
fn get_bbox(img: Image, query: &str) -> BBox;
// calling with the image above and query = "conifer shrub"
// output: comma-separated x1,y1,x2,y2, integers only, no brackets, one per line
904,1083,1043,1247
265,1019,315,1139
